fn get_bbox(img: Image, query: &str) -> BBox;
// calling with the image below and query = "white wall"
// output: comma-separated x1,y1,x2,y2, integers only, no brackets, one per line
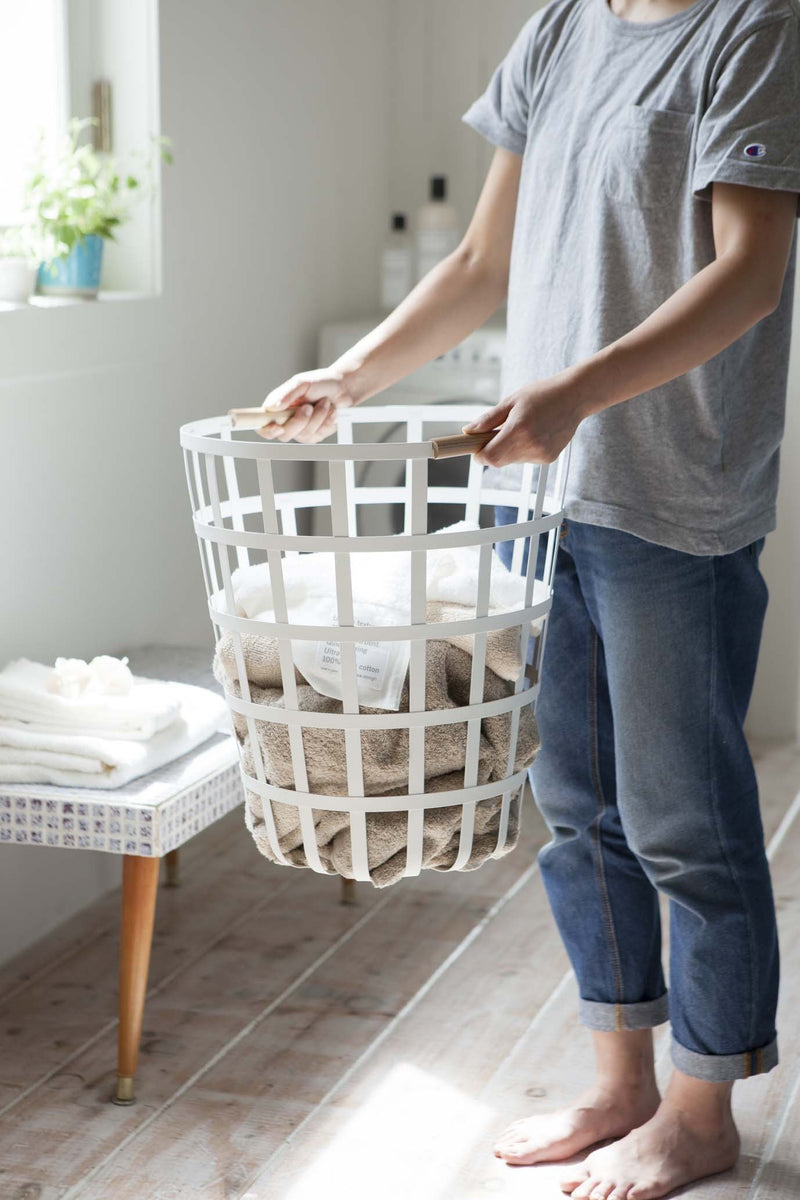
0,0,392,966
388,0,540,232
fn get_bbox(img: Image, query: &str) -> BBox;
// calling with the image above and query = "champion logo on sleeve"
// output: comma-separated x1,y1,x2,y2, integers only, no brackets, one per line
744,143,767,158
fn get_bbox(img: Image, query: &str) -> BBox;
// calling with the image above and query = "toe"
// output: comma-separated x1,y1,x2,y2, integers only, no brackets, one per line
572,1181,601,1200
608,1189,632,1200
627,1183,660,1200
589,1185,616,1200
560,1169,590,1195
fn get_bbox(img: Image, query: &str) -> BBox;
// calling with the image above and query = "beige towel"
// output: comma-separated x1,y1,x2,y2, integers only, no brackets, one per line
214,603,539,887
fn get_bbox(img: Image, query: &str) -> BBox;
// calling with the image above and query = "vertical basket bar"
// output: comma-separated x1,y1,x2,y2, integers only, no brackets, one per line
205,451,294,862
495,463,548,857
256,457,309,869
330,459,370,883
465,454,484,527
449,538,493,871
192,450,220,598
183,450,217,640
403,416,423,535
404,453,429,877
337,410,358,537
220,425,249,571
511,463,534,576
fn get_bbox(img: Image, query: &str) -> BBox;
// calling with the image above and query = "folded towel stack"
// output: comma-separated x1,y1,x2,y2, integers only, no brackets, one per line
0,656,229,789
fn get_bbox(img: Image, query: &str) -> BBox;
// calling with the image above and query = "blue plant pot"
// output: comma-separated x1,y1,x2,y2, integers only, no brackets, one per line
38,235,104,298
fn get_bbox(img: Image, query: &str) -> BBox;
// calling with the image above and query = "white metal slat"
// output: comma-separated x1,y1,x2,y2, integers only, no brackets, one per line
464,453,484,527
193,450,220,597
205,453,286,862
330,460,370,883
183,450,219,645
404,455,429,878
496,464,548,857
511,463,534,576
449,539,493,872
256,458,308,868
337,410,358,537
221,425,249,571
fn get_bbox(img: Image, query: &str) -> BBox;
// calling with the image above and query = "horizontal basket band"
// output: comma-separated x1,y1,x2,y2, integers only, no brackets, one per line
224,682,539,729
237,766,529,812
194,511,562,557
183,429,437,463
181,407,490,462
210,599,550,642
194,486,558,521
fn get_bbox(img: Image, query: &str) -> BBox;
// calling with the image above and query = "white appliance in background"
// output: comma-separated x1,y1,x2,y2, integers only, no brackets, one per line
313,317,507,537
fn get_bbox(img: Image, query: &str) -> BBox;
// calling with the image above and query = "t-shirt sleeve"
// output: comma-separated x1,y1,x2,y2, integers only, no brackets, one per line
461,18,538,156
693,14,800,205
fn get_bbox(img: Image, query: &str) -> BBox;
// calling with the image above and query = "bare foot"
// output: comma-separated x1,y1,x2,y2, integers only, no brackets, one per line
493,1082,661,1166
559,1093,740,1199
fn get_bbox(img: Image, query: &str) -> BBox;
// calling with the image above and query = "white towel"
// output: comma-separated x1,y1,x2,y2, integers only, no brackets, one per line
227,520,548,630
0,681,230,789
0,659,183,741
216,521,548,712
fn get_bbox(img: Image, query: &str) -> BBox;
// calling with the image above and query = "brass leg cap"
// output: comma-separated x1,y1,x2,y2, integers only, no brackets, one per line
112,1075,136,1105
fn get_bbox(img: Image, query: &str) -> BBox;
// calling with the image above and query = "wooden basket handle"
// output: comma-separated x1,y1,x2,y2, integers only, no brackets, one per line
228,407,291,429
430,431,494,459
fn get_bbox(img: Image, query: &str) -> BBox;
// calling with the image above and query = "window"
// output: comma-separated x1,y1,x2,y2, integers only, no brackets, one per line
0,0,68,227
0,0,162,299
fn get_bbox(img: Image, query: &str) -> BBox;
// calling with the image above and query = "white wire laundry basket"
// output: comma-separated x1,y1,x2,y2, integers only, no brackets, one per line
180,404,569,884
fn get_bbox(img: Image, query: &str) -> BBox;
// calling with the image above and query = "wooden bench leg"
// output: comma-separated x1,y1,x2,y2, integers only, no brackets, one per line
113,854,161,1105
164,847,181,887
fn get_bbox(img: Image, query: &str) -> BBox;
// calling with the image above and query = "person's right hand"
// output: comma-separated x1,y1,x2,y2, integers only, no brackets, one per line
257,366,359,443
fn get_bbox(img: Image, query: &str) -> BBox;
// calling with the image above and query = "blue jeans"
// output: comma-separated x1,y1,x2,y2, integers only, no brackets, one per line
496,510,779,1082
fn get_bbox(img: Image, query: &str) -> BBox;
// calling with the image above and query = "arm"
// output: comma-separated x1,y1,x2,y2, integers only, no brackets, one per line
468,183,798,466
259,147,522,443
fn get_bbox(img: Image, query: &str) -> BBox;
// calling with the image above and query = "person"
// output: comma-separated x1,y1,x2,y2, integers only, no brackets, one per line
258,0,800,1196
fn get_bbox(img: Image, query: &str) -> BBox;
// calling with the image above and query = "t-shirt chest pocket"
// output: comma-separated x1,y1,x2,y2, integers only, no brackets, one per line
602,105,695,210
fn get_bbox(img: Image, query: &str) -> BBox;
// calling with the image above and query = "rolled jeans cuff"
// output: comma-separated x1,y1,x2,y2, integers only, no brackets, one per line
671,1036,779,1082
578,993,670,1032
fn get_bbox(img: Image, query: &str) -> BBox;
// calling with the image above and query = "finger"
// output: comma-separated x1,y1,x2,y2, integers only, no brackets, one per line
274,404,314,442
265,369,339,411
317,411,338,441
294,399,333,443
256,420,286,440
463,399,513,434
474,422,519,467
263,376,311,412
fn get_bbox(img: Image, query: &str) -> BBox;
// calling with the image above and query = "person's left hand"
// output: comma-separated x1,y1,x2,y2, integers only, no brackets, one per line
464,370,594,467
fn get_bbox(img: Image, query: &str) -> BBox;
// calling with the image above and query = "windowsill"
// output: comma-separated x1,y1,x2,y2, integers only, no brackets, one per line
0,290,158,314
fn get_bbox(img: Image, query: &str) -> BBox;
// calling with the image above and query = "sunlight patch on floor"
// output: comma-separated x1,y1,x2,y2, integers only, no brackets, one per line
274,1062,496,1200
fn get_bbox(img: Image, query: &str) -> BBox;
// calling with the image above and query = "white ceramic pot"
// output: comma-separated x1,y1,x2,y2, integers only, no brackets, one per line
0,257,38,303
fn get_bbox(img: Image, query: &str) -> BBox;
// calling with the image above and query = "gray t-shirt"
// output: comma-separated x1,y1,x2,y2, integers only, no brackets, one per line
463,0,800,555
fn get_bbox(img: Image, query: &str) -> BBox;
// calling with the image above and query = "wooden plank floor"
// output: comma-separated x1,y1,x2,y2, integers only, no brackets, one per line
0,740,798,1200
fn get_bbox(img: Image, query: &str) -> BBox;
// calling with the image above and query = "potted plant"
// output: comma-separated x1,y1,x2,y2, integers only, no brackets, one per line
0,224,57,305
25,118,172,299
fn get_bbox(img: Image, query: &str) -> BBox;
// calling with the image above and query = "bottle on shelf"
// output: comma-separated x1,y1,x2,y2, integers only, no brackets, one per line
416,175,460,283
380,213,413,311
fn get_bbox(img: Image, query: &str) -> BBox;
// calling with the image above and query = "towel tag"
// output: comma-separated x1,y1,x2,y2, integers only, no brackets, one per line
290,600,410,711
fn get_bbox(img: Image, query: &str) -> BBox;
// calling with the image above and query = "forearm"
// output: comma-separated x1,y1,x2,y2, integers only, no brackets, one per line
334,247,507,403
577,250,781,416
466,184,796,470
